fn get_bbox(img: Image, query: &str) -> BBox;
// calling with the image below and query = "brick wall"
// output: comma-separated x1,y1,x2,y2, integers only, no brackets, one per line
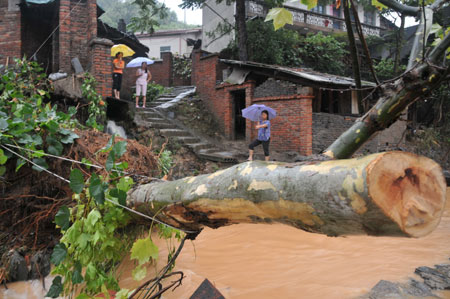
192,50,232,135
59,0,97,73
148,52,173,87
89,38,113,99
313,112,406,154
252,95,313,156
0,0,21,65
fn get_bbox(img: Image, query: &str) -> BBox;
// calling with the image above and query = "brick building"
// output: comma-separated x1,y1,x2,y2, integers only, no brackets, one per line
190,50,404,156
0,0,148,99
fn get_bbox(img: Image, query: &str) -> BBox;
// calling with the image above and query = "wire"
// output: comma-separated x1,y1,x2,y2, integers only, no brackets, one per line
4,143,102,169
1,145,70,183
3,143,151,179
1,144,197,234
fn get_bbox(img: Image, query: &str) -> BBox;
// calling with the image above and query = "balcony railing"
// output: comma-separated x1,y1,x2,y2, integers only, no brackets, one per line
246,1,383,37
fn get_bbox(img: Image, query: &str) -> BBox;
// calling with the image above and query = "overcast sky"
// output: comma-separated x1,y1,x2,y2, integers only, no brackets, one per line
162,0,203,25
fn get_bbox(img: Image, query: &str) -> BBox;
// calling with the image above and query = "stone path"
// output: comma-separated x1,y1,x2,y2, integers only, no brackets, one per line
135,86,238,163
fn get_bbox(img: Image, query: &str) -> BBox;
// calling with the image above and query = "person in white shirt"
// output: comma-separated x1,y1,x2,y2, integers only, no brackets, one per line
135,62,152,108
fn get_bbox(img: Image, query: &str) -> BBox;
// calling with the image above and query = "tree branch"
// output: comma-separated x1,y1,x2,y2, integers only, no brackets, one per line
377,0,419,16
429,32,450,64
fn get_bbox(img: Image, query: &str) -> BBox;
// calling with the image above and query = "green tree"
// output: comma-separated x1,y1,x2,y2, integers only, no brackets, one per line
97,0,193,32
224,19,303,66
298,32,348,75
181,0,285,61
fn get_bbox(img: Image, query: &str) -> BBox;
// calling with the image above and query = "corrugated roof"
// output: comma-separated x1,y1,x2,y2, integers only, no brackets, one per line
220,59,376,89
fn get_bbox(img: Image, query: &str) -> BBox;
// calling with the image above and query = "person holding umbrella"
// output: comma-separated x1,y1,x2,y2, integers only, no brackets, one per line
112,52,124,99
243,104,276,161
135,62,152,108
248,110,271,161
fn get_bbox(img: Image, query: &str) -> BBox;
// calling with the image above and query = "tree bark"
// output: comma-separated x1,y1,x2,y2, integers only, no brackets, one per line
343,0,363,112
128,152,447,238
235,0,248,61
394,14,405,74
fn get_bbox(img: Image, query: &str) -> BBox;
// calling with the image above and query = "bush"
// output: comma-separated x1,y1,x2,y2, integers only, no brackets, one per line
145,82,167,101
373,58,406,81
223,19,303,67
297,32,348,75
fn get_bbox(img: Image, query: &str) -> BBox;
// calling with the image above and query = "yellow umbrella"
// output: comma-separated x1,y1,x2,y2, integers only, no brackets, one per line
111,44,135,57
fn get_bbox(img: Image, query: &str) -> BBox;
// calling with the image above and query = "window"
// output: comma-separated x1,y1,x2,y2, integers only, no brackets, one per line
311,4,325,14
364,11,375,26
160,46,171,58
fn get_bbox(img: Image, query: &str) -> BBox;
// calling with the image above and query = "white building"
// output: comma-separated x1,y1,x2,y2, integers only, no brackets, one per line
136,28,202,59
202,0,386,53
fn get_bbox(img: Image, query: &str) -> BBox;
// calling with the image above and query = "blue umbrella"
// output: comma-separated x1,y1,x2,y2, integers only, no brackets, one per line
126,57,154,68
242,104,276,122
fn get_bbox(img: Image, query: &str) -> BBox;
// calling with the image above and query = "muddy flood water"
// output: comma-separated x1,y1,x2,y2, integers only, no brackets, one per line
2,188,450,299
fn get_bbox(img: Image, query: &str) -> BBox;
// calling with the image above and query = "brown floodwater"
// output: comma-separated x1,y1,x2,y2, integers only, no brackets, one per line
2,188,450,298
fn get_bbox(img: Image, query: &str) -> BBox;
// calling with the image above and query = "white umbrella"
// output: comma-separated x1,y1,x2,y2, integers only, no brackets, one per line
126,57,154,68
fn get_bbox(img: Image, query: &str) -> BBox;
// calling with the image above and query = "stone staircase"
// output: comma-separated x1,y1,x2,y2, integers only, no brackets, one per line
135,86,238,163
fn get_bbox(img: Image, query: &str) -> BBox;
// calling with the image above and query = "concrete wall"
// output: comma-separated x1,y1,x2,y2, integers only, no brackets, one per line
137,29,202,59
313,112,406,154
202,0,235,53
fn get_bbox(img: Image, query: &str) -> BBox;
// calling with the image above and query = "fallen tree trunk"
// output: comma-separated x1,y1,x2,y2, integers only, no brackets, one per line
128,152,446,238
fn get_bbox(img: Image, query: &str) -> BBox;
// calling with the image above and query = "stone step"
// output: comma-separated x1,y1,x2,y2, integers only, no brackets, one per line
196,150,238,163
175,136,201,144
155,97,175,101
159,129,191,137
136,111,159,117
142,117,167,123
186,142,212,152
144,122,177,129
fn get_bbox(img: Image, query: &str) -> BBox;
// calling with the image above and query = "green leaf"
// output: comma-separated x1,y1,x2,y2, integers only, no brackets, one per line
132,265,147,281
115,289,132,299
50,243,67,266
117,177,133,192
265,7,293,31
76,233,90,249
72,262,84,284
69,169,85,194
86,209,102,228
99,135,115,153
0,166,5,176
371,0,387,10
89,173,105,205
106,152,115,172
15,158,26,172
60,131,79,144
0,118,9,131
68,106,77,116
17,134,33,145
46,135,63,156
110,188,127,206
0,149,7,165
113,141,127,158
130,238,158,265
55,205,70,230
45,276,63,298
76,294,90,299
44,120,59,134
301,0,318,10
31,158,48,172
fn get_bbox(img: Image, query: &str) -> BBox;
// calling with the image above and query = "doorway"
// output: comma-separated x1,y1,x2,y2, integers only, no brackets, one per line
21,1,59,73
232,90,246,140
